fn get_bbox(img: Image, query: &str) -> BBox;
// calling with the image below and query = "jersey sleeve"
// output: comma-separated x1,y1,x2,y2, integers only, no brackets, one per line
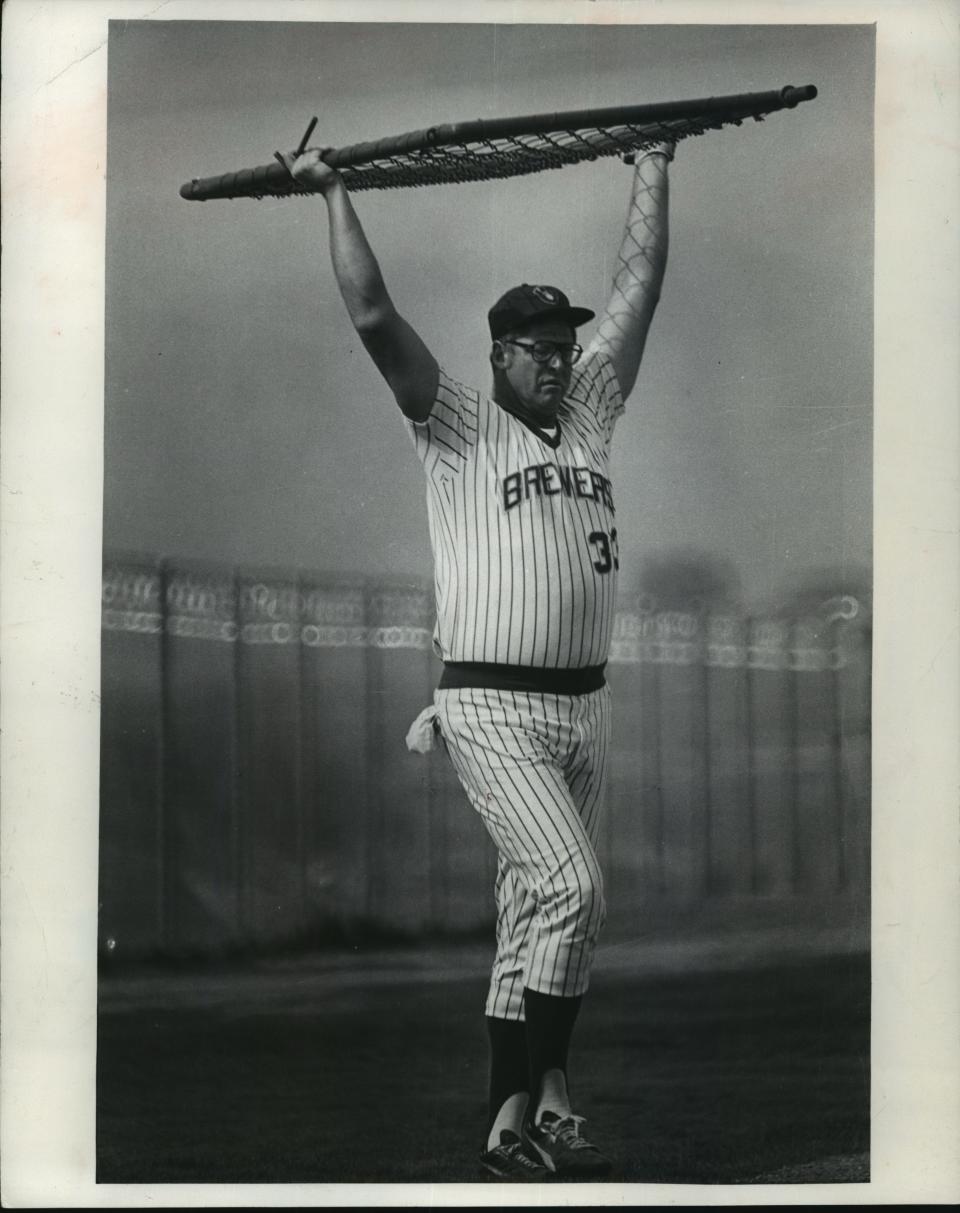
404,367,481,478
563,351,625,445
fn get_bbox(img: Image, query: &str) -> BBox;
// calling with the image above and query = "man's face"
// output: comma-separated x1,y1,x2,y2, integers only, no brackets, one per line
494,320,578,419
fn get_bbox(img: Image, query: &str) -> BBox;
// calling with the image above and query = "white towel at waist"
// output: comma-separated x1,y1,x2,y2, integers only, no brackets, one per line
405,704,439,754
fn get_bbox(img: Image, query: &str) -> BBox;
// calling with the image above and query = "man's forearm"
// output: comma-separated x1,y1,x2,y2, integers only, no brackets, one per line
591,147,671,396
308,167,438,420
617,149,670,309
322,180,397,331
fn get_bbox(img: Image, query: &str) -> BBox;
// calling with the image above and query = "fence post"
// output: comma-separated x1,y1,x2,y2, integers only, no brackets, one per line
299,577,372,932
231,568,245,941
157,558,171,950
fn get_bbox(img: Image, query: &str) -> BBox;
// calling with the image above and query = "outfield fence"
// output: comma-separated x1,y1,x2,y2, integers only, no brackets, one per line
99,555,871,959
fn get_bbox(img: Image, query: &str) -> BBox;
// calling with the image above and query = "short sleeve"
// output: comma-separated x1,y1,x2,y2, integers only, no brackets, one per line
404,367,480,479
563,351,625,444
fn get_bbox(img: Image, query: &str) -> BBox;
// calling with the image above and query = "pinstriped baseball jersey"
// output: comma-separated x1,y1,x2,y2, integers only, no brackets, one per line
405,352,624,668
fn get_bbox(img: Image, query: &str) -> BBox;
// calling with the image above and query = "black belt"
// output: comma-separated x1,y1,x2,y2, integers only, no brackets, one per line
439,661,606,696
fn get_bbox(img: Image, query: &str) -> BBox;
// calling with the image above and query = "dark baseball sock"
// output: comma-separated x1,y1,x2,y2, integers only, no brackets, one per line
523,988,583,1115
486,1015,530,1134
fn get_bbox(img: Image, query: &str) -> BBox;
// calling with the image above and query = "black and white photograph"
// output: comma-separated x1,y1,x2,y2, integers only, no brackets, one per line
2,1,958,1206
99,14,874,1187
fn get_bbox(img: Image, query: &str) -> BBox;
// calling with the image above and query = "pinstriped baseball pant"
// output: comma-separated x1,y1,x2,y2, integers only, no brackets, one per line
435,684,612,1021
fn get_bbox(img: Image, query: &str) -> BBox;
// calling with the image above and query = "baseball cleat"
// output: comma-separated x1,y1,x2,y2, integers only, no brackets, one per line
524,1112,612,1178
479,1129,551,1181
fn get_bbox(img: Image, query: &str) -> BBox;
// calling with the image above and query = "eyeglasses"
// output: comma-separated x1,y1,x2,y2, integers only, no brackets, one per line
502,339,583,366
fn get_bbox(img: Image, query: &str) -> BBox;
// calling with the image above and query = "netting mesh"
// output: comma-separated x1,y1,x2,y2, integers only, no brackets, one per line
180,87,816,202
338,118,698,193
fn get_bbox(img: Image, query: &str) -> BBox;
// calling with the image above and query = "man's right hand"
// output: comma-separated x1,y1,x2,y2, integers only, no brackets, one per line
278,147,343,194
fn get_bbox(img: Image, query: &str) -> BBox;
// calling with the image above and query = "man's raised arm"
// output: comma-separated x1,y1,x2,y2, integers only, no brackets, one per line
586,144,672,400
285,148,439,423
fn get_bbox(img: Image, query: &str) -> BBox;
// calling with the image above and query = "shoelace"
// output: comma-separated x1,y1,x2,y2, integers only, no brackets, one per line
500,1141,544,1171
548,1115,595,1151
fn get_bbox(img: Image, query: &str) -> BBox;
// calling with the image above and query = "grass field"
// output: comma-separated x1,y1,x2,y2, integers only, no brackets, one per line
96,940,869,1186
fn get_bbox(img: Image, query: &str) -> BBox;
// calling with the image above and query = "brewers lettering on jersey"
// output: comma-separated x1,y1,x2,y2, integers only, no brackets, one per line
285,137,673,1182
411,355,622,669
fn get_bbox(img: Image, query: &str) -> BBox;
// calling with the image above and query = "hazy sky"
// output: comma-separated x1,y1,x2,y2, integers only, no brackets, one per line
105,20,873,605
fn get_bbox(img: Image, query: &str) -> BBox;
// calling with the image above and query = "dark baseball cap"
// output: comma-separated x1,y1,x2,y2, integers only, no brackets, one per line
488,283,595,340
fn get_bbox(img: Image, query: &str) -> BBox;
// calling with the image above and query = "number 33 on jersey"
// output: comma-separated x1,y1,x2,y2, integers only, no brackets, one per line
405,351,626,669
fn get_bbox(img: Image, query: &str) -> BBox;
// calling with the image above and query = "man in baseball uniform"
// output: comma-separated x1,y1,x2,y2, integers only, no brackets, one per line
284,139,671,1181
